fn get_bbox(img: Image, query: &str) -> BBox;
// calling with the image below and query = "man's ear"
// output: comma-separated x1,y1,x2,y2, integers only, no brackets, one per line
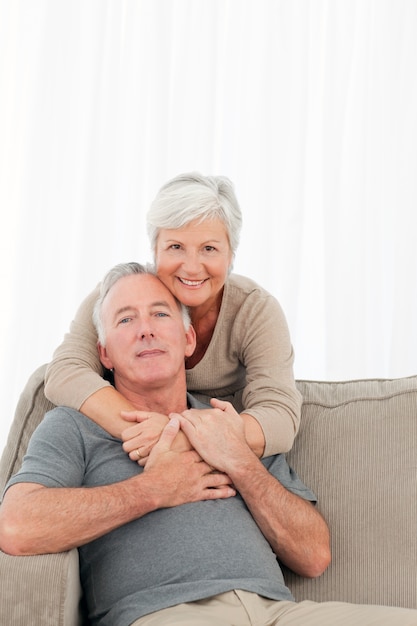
97,342,114,370
184,324,197,358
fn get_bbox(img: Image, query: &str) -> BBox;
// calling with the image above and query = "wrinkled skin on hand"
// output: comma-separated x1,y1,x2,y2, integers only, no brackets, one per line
121,410,192,465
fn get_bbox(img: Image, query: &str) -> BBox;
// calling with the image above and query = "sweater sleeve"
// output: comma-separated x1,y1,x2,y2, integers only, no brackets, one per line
235,290,301,456
185,276,302,457
44,285,112,410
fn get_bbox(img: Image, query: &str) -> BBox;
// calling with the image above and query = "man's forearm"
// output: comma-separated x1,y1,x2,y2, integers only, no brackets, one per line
0,475,160,555
0,420,236,557
176,409,331,579
230,458,331,578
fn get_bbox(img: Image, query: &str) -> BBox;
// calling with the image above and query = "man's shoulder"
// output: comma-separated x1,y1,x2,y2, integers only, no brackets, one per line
41,406,103,437
45,405,88,424
263,454,317,503
186,393,210,409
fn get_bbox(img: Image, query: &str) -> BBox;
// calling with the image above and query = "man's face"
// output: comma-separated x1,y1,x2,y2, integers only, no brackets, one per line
98,273,196,392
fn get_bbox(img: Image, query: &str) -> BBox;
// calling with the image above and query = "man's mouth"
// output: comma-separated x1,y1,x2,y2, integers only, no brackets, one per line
137,349,164,358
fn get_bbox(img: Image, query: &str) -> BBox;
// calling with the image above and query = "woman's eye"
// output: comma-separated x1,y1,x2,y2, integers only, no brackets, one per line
169,244,181,250
204,245,215,252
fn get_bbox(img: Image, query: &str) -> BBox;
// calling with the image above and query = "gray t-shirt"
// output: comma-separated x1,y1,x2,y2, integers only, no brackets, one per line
6,397,316,626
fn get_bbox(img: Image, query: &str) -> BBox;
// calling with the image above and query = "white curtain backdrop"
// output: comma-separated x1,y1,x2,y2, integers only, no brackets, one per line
1,0,417,453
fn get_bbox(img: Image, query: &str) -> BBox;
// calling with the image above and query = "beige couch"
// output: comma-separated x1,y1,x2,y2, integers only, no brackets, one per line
1,364,416,624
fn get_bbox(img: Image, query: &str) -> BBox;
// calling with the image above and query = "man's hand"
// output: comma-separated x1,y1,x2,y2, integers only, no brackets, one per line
144,417,236,508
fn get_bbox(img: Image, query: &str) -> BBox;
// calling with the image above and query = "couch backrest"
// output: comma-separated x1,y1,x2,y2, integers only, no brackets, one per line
285,376,417,609
0,364,54,493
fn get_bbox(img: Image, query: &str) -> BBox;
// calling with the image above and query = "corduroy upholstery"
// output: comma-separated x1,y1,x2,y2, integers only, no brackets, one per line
0,365,87,626
1,365,416,624
285,376,417,609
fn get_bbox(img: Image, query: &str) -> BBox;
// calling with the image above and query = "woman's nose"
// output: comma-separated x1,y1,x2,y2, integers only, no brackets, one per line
181,250,201,274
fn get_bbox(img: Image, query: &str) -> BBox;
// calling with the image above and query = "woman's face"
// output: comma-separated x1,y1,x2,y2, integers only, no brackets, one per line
155,218,233,310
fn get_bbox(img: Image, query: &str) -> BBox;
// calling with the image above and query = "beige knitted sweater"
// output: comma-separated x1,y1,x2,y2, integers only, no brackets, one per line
45,274,301,456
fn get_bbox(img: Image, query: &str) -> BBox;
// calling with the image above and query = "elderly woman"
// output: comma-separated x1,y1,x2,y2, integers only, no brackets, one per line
44,172,301,458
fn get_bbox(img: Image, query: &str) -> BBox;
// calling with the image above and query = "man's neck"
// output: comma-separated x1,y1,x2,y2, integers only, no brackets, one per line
115,378,188,414
128,391,188,414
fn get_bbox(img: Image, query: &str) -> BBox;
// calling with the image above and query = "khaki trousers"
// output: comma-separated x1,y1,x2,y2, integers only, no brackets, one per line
132,589,417,626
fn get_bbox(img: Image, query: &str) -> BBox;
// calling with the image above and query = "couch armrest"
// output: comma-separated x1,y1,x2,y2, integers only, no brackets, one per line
0,365,89,623
0,548,86,625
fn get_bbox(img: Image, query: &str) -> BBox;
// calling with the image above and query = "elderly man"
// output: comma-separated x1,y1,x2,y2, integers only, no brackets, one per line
1,263,416,626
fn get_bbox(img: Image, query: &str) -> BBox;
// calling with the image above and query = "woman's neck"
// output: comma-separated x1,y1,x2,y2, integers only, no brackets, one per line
185,289,224,368
189,287,223,327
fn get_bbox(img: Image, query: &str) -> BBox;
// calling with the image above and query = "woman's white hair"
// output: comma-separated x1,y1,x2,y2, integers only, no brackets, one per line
146,172,243,258
93,261,191,345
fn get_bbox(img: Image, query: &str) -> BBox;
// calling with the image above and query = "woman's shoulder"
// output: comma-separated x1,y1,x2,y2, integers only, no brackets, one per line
223,274,285,322
226,273,273,300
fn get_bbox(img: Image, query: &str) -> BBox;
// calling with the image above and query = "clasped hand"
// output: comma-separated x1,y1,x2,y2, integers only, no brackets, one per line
121,398,251,473
121,411,191,465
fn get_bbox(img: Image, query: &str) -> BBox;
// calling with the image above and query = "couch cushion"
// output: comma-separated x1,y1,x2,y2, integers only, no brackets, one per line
285,376,417,609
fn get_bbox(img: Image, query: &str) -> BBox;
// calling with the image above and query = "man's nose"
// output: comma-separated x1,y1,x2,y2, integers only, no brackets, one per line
137,318,155,339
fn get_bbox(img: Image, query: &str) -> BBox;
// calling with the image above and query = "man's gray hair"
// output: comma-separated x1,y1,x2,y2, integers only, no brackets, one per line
146,172,242,259
93,261,191,345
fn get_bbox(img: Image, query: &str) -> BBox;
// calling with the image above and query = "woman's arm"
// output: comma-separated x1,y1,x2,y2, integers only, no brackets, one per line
236,284,302,456
45,277,299,456
44,285,137,438
44,282,274,452
81,387,137,439
210,399,265,457
190,276,302,457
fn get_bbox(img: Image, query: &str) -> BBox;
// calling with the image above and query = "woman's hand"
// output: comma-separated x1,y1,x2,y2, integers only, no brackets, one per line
121,411,168,464
174,400,248,473
121,410,192,465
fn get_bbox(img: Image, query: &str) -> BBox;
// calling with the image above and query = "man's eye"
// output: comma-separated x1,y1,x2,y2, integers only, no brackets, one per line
119,317,132,325
155,312,169,318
